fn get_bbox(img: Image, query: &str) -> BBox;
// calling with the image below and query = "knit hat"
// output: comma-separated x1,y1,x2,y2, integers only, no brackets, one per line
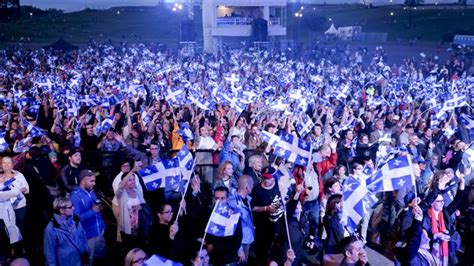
48,151,57,159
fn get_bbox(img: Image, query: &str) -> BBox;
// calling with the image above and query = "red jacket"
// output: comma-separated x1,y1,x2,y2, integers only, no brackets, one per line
313,152,338,200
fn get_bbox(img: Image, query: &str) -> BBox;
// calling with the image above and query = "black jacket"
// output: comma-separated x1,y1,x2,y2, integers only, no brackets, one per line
206,218,243,265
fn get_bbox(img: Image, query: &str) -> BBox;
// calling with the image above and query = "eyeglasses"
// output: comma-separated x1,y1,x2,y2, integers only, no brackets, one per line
61,205,73,209
131,257,147,264
161,210,173,214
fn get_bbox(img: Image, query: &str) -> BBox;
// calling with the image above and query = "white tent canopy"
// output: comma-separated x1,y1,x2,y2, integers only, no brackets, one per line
324,23,339,35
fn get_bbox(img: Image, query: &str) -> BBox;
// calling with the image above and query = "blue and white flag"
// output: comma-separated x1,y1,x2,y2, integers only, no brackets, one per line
74,123,81,148
366,155,415,193
431,107,448,128
0,132,9,152
144,254,182,266
66,101,79,117
271,97,288,111
460,114,474,140
342,175,378,232
206,200,241,237
138,158,181,191
176,145,195,181
177,122,194,142
224,73,240,89
13,137,31,153
296,114,314,138
272,132,311,167
238,90,259,104
274,163,295,201
425,97,438,109
140,110,151,125
22,119,44,138
98,116,114,134
36,77,54,92
189,93,215,110
221,92,246,115
165,87,186,106
336,84,350,102
442,93,468,111
77,95,99,107
260,130,280,147
336,117,356,134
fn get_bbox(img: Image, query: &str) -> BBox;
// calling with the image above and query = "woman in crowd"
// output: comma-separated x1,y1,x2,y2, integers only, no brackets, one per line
148,203,180,262
323,194,347,256
213,160,238,196
124,248,147,266
0,171,22,254
43,197,89,266
1,156,29,237
115,163,146,252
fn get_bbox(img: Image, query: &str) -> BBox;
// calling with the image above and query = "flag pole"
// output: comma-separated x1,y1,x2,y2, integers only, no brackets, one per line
174,158,196,224
283,204,293,250
407,154,418,200
199,200,220,255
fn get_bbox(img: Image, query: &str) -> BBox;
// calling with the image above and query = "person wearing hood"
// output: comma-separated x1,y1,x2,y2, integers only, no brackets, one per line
218,135,245,178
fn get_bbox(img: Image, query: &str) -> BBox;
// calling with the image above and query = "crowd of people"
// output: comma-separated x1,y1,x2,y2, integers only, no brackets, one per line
0,40,473,266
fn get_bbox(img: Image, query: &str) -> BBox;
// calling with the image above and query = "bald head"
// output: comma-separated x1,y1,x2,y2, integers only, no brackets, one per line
9,258,30,266
238,175,254,194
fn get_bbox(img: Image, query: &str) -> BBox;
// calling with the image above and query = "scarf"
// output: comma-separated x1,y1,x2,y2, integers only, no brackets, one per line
428,207,448,265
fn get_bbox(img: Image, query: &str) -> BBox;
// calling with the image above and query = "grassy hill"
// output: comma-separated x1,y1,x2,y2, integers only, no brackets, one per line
0,4,473,47
0,5,189,45
293,4,474,42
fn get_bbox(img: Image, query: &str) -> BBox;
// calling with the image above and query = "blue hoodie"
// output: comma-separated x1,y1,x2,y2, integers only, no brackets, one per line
70,187,105,239
218,140,243,177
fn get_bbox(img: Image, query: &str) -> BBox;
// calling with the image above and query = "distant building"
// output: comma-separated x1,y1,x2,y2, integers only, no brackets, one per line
202,0,287,53
0,0,19,8
0,0,20,20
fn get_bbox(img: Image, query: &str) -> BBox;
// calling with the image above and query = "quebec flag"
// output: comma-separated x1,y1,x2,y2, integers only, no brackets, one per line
206,201,241,237
366,155,415,193
0,132,9,152
273,163,296,201
296,114,314,138
144,254,182,266
176,145,195,181
460,113,474,140
260,130,280,147
342,175,378,232
272,131,311,167
138,158,181,191
177,122,194,142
